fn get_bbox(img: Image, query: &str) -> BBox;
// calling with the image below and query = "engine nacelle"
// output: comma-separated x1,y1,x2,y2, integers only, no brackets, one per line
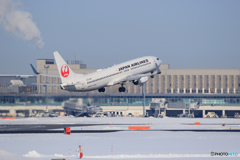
139,76,148,84
132,76,149,85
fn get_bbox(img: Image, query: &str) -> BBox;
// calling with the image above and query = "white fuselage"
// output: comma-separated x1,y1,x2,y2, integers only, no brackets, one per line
63,56,161,92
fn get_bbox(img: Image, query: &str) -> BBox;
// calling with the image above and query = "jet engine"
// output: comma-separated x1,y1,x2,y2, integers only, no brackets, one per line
133,76,148,85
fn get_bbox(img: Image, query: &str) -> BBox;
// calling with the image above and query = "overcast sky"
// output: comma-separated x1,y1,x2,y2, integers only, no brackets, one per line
0,0,240,74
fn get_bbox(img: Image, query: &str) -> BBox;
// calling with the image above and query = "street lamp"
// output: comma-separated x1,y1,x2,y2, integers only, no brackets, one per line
44,65,49,112
142,83,146,117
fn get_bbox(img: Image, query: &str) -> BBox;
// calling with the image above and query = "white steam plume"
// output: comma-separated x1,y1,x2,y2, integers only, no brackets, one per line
0,0,44,48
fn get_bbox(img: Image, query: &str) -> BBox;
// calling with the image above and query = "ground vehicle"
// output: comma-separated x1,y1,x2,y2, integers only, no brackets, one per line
49,112,59,117
234,112,240,118
177,112,194,118
17,113,25,117
205,112,219,118
92,112,105,117
128,113,133,117
36,113,44,117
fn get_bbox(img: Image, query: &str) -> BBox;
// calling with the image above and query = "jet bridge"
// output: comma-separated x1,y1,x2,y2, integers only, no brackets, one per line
146,99,168,118
183,101,200,118
147,99,199,118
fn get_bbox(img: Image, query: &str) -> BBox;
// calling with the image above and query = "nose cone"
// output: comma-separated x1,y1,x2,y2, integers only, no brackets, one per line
156,59,162,67
159,59,162,66
153,57,162,67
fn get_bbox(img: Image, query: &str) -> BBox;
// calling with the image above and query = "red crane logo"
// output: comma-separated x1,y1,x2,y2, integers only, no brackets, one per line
61,64,69,78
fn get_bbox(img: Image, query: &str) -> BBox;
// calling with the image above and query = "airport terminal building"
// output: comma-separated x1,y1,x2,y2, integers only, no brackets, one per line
0,58,240,117
36,59,240,95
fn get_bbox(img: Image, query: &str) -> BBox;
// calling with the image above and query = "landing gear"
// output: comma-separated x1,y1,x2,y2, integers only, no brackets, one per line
133,80,138,85
119,87,126,92
150,71,154,78
98,88,105,92
119,83,126,92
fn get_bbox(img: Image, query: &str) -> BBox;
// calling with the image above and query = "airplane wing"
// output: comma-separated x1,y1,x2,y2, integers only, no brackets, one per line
30,64,60,77
107,72,158,86
125,73,156,82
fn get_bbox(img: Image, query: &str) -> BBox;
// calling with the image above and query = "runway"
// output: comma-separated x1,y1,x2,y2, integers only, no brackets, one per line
0,123,142,131
1,117,240,160
1,123,240,134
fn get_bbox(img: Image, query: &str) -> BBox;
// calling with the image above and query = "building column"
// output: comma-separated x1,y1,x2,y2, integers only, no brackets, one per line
171,75,175,93
9,109,16,116
178,75,182,93
190,75,194,93
29,109,32,115
221,75,225,94
202,75,206,93
165,75,169,93
184,75,188,93
153,75,158,93
159,75,164,93
234,75,238,93
209,75,212,93
196,75,201,93
228,75,232,94
215,75,219,93
202,110,205,118
222,110,225,117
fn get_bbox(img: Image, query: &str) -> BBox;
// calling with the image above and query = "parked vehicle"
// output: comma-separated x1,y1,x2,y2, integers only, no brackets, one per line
234,112,240,118
49,112,60,117
177,112,194,118
205,112,219,118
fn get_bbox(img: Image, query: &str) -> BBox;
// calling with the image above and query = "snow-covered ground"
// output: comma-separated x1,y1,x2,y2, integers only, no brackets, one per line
0,117,240,159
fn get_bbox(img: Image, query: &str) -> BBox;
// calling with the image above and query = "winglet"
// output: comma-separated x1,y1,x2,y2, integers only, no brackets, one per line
30,64,40,75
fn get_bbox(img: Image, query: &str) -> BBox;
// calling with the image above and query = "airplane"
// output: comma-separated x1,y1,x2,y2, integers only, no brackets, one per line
30,51,162,93
62,98,129,117
62,98,103,117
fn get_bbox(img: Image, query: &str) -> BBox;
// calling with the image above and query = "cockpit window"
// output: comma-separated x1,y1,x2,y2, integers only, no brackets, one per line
157,58,159,60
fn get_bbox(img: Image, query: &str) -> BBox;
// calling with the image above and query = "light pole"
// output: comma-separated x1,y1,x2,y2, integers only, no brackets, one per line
142,83,146,117
44,65,49,112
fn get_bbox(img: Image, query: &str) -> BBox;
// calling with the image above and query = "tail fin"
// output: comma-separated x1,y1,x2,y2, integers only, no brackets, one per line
53,51,75,84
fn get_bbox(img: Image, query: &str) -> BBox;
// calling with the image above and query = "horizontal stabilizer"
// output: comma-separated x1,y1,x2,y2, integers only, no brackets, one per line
30,64,40,74
32,83,61,86
30,64,60,77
